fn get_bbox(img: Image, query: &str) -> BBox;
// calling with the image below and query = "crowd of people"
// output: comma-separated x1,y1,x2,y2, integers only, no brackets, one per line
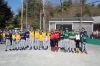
0,28,88,54
90,30,100,39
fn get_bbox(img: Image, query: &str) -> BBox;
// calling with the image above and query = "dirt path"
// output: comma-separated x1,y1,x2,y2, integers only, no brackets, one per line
0,44,100,66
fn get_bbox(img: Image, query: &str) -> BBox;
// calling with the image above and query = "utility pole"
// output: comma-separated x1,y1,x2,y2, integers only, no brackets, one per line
26,0,28,30
60,0,64,30
42,0,46,31
21,0,24,31
40,11,42,30
60,0,63,21
79,0,83,31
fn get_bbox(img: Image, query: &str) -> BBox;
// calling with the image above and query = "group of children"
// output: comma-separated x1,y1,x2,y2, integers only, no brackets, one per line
50,29,87,53
1,29,88,54
4,30,50,51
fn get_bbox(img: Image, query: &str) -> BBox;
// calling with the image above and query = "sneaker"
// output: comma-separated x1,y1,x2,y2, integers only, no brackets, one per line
29,47,32,50
5,50,7,51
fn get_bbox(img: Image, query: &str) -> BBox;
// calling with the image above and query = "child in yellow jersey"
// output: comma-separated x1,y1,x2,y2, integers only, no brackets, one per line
3,32,5,38
15,33,21,50
29,31,34,38
47,32,51,39
35,31,39,39
34,31,40,50
29,31,35,50
3,32,6,42
42,32,46,38
38,32,43,50
12,33,16,50
39,33,43,42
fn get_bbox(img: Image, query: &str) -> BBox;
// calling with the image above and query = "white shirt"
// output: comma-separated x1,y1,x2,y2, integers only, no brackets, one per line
75,34,80,40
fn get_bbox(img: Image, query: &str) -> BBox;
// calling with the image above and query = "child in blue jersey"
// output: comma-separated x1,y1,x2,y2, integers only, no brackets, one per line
25,31,29,48
5,31,11,51
20,32,26,50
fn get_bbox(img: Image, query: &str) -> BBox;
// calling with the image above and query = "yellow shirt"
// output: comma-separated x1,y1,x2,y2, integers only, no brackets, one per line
42,32,46,38
16,34,21,40
39,35,43,41
29,31,34,37
12,34,16,40
3,33,5,38
47,32,51,39
35,32,39,39
47,32,51,36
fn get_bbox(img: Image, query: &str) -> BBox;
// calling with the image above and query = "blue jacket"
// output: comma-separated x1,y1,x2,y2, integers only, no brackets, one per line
25,31,29,38
21,33,26,40
5,34,10,39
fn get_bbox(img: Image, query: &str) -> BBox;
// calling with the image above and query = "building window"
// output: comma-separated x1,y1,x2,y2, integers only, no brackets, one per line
56,24,72,31
93,24,100,31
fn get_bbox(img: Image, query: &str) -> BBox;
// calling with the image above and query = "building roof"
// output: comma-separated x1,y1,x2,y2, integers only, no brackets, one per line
93,16,100,24
49,17,94,22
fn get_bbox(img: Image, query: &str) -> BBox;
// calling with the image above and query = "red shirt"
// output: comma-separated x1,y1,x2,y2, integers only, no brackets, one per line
50,33,55,40
54,32,59,39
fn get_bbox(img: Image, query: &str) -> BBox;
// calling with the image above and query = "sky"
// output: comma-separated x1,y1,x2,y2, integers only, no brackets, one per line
5,0,100,15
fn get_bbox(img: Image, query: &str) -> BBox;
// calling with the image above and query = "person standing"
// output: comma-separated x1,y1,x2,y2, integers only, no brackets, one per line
75,32,80,53
25,30,30,48
12,33,16,50
15,32,21,50
20,32,26,50
43,32,51,50
81,32,88,54
63,29,69,52
80,28,87,51
29,30,35,50
50,32,55,51
5,31,11,51
3,31,6,43
42,31,46,49
68,32,76,53
58,31,65,51
34,31,40,50
39,32,43,50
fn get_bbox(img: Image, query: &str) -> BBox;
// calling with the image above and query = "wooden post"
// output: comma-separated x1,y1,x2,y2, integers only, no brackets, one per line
21,0,23,31
26,0,28,30
42,0,46,31
79,0,83,31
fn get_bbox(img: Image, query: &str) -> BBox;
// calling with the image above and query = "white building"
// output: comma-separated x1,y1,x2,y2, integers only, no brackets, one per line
93,16,100,31
49,16,100,35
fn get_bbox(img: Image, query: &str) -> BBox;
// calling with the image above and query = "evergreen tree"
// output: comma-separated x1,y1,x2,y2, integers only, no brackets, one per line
25,0,42,29
0,0,13,28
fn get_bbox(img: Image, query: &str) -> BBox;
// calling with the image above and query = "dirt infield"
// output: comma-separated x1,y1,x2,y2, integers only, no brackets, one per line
0,44,100,66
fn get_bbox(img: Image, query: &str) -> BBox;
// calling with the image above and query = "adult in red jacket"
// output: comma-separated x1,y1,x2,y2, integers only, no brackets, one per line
50,32,55,51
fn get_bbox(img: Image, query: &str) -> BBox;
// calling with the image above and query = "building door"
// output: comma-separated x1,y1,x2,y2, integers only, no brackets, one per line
56,24,72,31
